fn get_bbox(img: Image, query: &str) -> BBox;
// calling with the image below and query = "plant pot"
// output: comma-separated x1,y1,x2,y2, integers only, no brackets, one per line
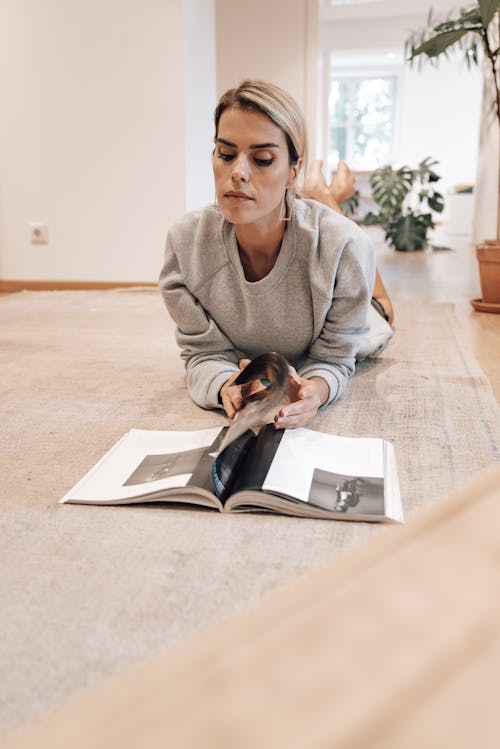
471,241,500,313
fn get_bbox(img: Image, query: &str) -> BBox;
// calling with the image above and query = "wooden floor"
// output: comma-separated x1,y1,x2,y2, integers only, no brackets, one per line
375,229,500,403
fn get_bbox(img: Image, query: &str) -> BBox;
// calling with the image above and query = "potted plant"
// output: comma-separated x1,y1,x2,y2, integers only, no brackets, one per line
362,157,446,251
406,0,500,311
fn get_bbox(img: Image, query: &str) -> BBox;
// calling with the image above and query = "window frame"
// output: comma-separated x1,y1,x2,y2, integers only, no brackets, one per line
322,54,402,174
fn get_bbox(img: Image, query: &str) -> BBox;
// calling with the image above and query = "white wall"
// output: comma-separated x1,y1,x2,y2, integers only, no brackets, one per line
1,0,486,283
183,0,216,212
320,13,424,53
0,0,216,283
215,0,318,158
320,11,483,233
474,60,499,243
398,62,481,191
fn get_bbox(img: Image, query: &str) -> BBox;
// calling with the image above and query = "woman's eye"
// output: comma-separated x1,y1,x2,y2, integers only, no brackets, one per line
254,157,273,167
218,151,234,161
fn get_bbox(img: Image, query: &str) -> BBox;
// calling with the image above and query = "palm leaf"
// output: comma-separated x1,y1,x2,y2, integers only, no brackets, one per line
434,10,482,32
410,28,471,59
461,8,487,26
479,0,499,28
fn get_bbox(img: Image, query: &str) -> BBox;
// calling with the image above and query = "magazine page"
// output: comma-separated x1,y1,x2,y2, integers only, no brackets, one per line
212,430,258,501
219,425,284,499
385,442,404,523
60,427,223,504
260,428,390,519
217,352,289,453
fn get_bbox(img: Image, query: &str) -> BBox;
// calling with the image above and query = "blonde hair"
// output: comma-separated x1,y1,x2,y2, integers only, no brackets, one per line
214,79,308,177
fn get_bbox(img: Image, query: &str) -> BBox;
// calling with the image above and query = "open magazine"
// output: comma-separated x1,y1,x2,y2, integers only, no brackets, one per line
60,353,403,523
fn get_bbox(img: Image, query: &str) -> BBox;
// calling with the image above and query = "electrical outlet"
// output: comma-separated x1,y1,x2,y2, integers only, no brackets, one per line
29,222,49,245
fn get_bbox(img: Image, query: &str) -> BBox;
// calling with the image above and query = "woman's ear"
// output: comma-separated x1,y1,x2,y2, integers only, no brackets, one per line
286,157,303,188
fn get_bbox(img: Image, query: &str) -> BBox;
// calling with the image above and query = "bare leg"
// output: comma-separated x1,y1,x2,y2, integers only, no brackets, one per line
302,160,394,324
373,269,394,325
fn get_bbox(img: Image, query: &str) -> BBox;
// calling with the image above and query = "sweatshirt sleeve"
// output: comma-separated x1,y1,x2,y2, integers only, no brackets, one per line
158,230,239,410
297,229,375,406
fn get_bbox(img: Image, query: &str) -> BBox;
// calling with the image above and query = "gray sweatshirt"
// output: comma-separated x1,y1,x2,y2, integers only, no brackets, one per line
159,197,376,410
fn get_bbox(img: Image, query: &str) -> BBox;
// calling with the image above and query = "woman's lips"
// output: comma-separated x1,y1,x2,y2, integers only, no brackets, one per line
224,192,254,202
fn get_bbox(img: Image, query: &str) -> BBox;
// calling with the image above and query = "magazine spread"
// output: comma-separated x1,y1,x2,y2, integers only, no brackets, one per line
60,352,403,522
60,423,403,523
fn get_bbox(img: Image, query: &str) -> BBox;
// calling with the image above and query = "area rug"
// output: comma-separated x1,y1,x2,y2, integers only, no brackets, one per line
1,289,499,740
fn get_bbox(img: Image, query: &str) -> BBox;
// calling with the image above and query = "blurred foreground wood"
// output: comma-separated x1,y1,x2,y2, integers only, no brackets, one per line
5,462,500,749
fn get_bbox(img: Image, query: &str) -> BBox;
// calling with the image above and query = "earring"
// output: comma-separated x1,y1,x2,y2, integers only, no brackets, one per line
280,187,293,222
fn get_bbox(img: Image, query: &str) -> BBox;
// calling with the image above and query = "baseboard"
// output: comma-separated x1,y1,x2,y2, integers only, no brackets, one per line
0,279,158,293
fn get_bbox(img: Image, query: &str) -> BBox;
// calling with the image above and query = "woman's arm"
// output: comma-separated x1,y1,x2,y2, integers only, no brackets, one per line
159,238,239,410
273,228,375,428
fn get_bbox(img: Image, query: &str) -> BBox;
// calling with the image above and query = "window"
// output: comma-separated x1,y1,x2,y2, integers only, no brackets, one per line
327,67,397,173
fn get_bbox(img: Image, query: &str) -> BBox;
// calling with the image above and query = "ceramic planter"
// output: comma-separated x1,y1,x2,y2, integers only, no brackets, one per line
471,240,500,313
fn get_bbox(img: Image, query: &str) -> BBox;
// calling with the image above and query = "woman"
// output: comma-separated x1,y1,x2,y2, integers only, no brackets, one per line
159,80,393,429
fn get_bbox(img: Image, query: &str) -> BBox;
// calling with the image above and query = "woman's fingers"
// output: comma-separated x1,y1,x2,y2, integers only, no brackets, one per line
222,363,328,429
219,358,255,419
221,385,240,419
274,403,317,428
275,383,321,428
275,376,329,429
220,369,244,419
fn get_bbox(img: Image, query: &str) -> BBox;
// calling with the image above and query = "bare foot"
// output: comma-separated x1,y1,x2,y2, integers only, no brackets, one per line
301,159,336,207
301,159,356,212
331,161,356,203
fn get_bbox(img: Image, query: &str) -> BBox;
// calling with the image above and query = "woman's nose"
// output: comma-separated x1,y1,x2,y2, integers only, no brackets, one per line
231,153,250,182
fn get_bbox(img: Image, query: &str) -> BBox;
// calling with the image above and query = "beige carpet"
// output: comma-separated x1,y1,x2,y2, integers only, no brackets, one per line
1,289,499,741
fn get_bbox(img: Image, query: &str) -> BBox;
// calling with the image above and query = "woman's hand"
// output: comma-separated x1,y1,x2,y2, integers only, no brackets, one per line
274,368,329,429
219,359,251,419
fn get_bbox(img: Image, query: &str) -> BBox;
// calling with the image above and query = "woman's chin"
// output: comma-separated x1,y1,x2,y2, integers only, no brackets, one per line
219,203,256,224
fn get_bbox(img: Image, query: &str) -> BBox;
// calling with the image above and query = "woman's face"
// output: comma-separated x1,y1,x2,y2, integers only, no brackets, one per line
213,106,299,230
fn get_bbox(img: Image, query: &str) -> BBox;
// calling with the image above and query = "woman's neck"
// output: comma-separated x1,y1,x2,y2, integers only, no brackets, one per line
235,220,287,282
